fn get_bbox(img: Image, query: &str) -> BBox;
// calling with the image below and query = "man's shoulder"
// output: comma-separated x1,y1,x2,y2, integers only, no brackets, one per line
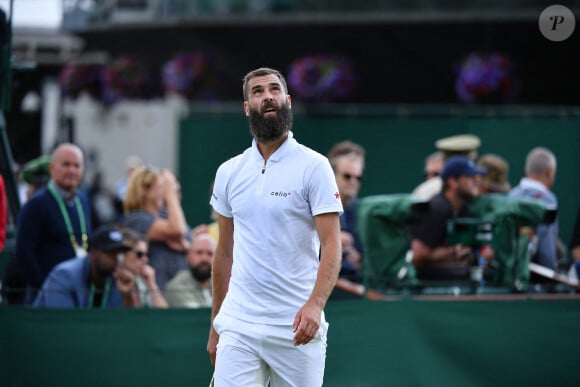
429,192,449,207
24,187,51,206
292,141,327,162
215,147,253,175
47,257,87,283
18,189,55,222
509,182,557,206
53,256,85,272
412,177,442,201
425,193,454,218
166,270,193,288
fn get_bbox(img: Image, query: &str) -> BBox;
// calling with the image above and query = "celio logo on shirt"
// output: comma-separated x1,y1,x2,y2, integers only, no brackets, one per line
271,191,292,197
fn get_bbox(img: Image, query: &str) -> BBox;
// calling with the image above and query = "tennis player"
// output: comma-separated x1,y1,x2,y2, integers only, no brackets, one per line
207,67,343,386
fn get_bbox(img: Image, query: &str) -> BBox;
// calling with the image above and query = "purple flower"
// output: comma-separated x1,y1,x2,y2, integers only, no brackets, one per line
288,55,356,102
455,52,521,104
161,52,221,100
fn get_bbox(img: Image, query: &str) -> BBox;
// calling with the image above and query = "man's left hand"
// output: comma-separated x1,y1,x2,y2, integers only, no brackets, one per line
292,301,322,346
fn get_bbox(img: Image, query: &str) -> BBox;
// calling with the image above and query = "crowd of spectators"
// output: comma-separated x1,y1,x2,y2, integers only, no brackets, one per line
0,132,575,306
0,146,218,309
329,134,573,295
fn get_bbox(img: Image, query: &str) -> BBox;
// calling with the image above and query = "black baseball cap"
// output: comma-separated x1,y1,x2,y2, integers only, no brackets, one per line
441,156,486,180
89,224,132,253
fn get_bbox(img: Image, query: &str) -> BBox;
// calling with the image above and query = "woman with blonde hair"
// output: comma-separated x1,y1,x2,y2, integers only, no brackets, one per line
123,166,190,290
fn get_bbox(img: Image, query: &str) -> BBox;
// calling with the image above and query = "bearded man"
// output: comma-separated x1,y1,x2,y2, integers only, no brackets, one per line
206,67,343,387
410,156,486,275
165,233,216,308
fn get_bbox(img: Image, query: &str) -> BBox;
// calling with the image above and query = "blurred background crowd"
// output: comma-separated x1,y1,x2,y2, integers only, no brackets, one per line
0,1,579,306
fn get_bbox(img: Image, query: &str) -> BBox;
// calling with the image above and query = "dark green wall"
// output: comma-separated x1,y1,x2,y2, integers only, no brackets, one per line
1,300,580,386
178,109,580,246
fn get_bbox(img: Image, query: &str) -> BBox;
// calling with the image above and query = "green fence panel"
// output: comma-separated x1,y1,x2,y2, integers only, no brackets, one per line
1,300,580,386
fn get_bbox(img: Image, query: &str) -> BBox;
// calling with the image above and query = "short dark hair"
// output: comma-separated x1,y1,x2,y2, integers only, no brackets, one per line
327,140,366,171
242,67,288,101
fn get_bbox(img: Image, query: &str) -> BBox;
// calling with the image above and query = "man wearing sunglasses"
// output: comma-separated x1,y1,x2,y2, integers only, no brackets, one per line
327,141,366,286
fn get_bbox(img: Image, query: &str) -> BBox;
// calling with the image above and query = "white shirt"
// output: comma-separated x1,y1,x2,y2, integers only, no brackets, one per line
210,131,343,324
412,176,442,200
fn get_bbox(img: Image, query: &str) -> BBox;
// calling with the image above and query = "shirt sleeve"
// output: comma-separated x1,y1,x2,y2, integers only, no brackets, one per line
210,159,234,218
307,156,343,216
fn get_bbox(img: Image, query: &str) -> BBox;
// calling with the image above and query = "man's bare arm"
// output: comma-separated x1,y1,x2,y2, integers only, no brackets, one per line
293,212,341,345
411,239,470,267
207,213,234,365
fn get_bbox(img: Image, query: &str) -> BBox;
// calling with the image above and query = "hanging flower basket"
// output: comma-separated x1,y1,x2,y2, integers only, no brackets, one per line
455,52,521,104
161,51,222,100
59,63,100,100
288,55,356,102
100,56,150,105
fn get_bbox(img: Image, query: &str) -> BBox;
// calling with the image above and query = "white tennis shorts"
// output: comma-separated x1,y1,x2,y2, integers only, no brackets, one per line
212,312,329,387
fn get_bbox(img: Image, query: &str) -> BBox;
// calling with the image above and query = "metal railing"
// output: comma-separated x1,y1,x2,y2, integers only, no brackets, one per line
61,0,580,29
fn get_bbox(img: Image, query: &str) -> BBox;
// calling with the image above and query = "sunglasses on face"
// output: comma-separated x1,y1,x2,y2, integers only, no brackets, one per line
425,171,440,178
341,173,363,183
134,250,148,259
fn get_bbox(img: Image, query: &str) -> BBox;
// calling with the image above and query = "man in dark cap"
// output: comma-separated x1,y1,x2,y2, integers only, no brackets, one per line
34,224,136,308
413,134,481,200
410,156,485,275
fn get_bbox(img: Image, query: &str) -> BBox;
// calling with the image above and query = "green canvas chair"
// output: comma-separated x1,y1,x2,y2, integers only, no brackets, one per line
357,194,424,292
467,194,551,290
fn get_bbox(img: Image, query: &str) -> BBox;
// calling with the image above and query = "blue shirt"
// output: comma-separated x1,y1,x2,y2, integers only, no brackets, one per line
340,199,364,277
509,177,559,269
33,256,124,308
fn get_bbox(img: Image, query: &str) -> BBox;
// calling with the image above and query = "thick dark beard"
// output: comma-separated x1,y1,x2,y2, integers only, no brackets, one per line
248,102,293,143
190,264,212,283
95,264,115,280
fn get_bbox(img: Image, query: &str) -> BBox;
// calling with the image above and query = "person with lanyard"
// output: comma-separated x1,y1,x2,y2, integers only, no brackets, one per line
34,223,136,308
13,143,92,304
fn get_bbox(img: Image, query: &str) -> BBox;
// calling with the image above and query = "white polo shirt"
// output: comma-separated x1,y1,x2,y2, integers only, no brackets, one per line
210,131,343,325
